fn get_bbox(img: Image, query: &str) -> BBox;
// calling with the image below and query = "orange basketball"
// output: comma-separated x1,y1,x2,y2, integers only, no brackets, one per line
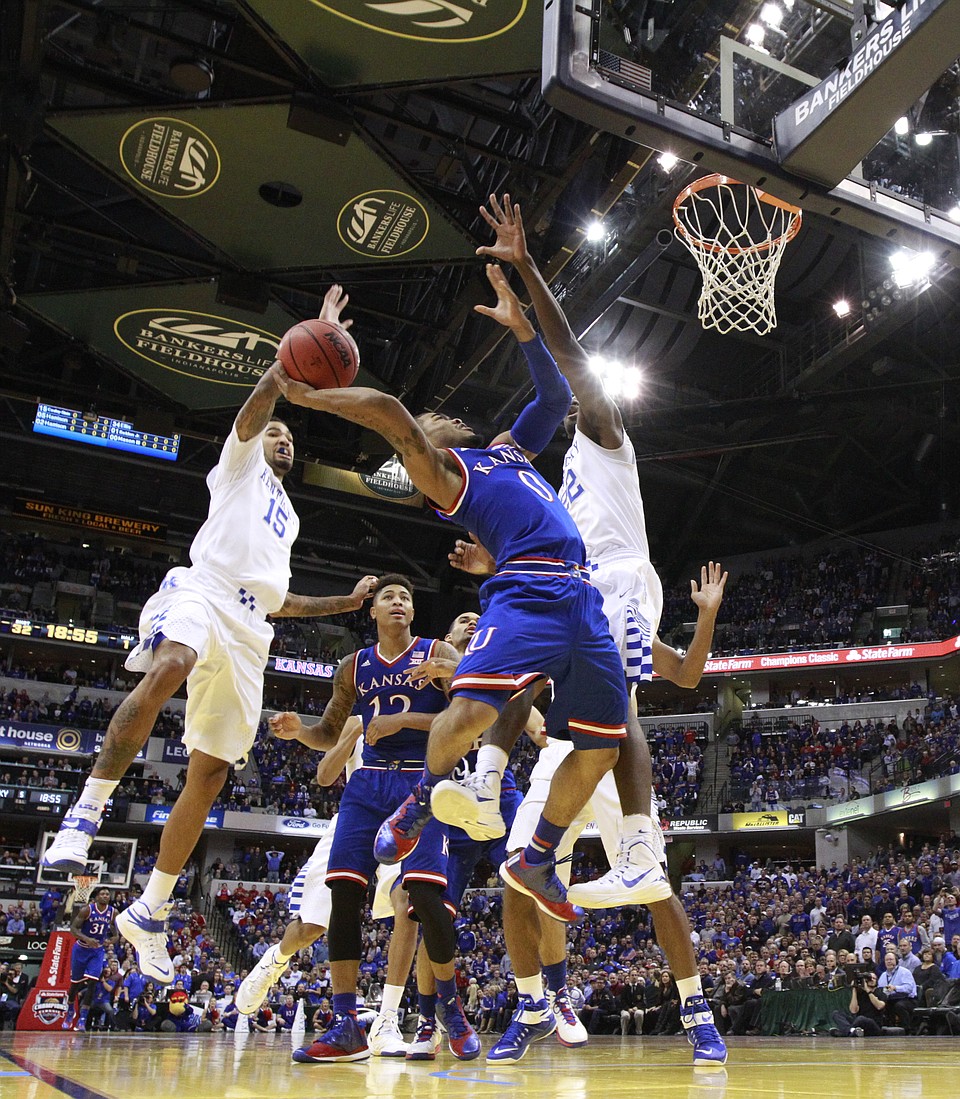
278,318,359,389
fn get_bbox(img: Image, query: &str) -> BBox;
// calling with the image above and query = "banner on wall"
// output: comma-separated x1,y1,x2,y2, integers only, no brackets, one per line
700,635,960,676
145,805,223,829
0,721,145,759
16,931,75,1031
732,810,806,830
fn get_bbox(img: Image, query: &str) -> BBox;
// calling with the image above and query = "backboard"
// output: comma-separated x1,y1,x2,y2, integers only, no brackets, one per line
543,0,960,256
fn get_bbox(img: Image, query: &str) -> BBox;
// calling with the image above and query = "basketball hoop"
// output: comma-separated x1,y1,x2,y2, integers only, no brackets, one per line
68,875,98,910
673,174,802,335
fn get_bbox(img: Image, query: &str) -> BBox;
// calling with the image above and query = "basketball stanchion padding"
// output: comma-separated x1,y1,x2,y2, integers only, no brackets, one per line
673,174,802,336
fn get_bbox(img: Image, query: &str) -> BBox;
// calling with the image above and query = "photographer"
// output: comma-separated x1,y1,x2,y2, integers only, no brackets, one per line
829,971,886,1037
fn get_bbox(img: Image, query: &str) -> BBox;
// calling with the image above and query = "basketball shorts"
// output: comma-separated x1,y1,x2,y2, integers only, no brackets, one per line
125,565,273,765
507,740,622,886
288,815,400,928
71,944,106,982
450,567,628,749
588,551,662,684
326,768,450,909
445,785,524,907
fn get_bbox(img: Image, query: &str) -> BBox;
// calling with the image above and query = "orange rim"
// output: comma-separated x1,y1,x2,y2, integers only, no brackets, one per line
673,172,802,256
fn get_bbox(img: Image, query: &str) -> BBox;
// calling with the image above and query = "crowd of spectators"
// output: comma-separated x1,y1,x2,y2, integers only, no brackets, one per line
722,705,960,811
1,685,184,738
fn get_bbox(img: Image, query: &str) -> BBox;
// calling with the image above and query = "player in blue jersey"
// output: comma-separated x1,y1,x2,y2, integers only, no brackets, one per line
270,574,479,1064
64,886,117,1031
275,276,629,927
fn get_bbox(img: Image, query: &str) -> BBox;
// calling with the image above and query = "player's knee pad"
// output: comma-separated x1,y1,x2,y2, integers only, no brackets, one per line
406,881,455,966
326,879,365,962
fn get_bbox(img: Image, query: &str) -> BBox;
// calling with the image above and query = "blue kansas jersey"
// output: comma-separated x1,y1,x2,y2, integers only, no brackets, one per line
353,636,447,765
439,445,585,568
81,903,115,944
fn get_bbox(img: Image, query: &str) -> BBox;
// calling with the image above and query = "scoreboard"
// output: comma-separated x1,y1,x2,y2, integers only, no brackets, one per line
33,403,179,461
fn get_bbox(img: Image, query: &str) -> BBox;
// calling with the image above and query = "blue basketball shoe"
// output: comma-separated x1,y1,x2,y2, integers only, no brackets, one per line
292,1013,369,1063
486,996,556,1064
374,785,432,864
680,995,727,1065
500,853,584,923
435,994,480,1061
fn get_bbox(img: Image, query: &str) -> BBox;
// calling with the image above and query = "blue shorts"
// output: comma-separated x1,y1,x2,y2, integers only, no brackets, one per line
326,767,450,904
445,785,523,907
450,564,628,748
71,944,106,982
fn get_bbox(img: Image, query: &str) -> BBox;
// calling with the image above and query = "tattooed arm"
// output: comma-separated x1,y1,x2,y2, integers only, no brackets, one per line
271,575,377,618
273,378,462,510
269,654,358,751
234,364,285,442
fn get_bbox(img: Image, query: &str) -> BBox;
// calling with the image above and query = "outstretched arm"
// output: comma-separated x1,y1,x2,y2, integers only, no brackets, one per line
271,575,377,618
235,364,285,442
269,655,358,751
477,193,622,450
652,562,727,688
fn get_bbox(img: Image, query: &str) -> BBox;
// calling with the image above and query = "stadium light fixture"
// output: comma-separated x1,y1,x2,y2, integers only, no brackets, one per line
585,220,606,243
890,249,935,288
832,299,851,318
657,152,680,171
588,355,641,400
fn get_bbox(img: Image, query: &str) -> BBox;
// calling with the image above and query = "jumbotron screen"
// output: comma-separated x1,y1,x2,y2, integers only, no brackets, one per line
33,403,179,461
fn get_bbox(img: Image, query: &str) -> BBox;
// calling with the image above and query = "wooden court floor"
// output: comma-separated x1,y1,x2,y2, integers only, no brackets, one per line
0,1032,951,1099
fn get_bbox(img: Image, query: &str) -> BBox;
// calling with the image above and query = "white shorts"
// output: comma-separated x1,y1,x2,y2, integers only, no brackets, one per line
589,552,662,682
125,566,273,764
288,817,401,928
507,740,623,886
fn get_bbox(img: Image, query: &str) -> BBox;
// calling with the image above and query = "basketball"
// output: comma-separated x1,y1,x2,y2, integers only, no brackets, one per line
278,318,359,389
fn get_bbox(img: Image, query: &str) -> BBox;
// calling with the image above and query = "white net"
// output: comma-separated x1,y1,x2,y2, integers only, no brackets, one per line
67,868,101,911
673,174,802,335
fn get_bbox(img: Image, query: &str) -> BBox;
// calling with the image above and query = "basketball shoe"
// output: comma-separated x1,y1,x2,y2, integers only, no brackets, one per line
486,995,556,1064
435,994,481,1060
431,772,505,841
62,1002,77,1031
42,811,99,875
680,994,727,1065
405,1015,442,1061
567,830,672,908
368,1011,407,1057
236,944,287,1015
374,785,433,864
292,1012,369,1063
500,853,584,923
547,987,588,1047
116,899,175,983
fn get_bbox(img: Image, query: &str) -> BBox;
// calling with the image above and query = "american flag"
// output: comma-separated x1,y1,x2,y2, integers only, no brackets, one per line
597,50,653,92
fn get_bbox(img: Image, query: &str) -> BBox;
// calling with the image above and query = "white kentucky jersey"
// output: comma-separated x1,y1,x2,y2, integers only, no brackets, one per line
559,425,663,639
188,426,300,613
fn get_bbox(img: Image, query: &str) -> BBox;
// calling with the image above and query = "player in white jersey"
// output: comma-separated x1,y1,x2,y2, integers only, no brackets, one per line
442,196,728,1066
43,288,377,984
236,716,416,1056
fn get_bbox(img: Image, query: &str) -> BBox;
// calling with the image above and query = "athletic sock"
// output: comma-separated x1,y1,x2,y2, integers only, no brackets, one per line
622,812,655,835
140,870,178,911
677,975,705,1009
516,974,544,1002
523,815,566,866
332,992,357,1018
381,984,404,1014
475,745,508,783
436,976,457,1004
74,777,119,819
542,960,567,995
418,992,437,1020
418,767,450,792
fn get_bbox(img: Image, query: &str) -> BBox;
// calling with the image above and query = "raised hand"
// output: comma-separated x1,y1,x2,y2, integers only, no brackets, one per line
448,537,496,577
349,575,379,608
473,264,534,338
269,711,303,740
365,713,406,745
405,657,459,688
476,193,530,267
690,561,728,615
319,283,353,330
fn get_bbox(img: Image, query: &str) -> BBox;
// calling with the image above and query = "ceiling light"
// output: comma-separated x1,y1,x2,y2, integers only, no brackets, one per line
588,355,641,400
760,3,783,28
914,132,934,146
657,152,680,171
745,23,766,48
833,299,851,318
890,248,935,287
585,220,606,243
894,116,909,136
948,205,960,223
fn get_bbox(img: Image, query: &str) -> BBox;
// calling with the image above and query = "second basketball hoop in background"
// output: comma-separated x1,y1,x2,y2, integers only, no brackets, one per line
673,174,802,336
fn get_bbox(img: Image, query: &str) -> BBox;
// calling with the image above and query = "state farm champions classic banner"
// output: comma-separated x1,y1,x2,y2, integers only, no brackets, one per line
17,931,75,1030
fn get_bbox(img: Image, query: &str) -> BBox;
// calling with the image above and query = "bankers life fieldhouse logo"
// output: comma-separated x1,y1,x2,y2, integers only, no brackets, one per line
309,0,526,41
119,118,221,199
113,311,281,387
338,190,430,258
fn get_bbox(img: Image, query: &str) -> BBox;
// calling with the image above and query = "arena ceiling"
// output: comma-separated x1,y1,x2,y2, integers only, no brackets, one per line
1,1,959,596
